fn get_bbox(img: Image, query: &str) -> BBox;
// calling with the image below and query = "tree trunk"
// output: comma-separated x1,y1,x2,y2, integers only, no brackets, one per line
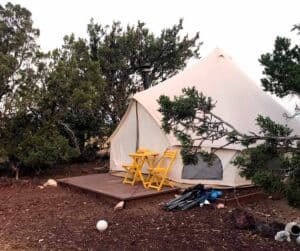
9,162,19,180
58,121,81,153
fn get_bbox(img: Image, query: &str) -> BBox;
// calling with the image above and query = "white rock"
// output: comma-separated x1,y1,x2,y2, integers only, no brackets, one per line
204,200,210,205
274,230,291,242
114,201,125,211
43,179,57,187
296,236,300,245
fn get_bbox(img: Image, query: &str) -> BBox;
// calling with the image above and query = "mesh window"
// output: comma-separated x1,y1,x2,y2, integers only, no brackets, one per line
182,153,223,180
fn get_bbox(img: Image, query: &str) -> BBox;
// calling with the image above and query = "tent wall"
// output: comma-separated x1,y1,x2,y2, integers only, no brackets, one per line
110,101,170,172
137,104,170,173
133,48,300,148
109,48,287,187
110,102,137,171
110,101,251,187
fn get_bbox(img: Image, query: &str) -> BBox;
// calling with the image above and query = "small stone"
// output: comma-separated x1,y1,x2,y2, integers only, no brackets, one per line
43,179,57,187
274,230,291,242
216,203,225,209
204,200,210,205
114,201,125,211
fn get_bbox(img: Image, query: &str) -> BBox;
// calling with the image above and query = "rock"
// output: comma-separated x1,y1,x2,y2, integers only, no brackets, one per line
204,200,210,205
43,179,57,187
231,208,256,230
216,203,225,209
274,230,291,242
256,221,285,237
114,201,125,211
296,236,300,245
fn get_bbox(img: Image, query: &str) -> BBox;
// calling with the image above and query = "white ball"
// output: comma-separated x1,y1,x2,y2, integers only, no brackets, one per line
96,220,108,232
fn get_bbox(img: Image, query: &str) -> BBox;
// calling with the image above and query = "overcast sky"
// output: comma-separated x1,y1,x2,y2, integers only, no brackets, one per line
3,0,300,110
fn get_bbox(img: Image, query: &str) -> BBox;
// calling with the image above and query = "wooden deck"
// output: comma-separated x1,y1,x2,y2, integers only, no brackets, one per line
58,173,179,201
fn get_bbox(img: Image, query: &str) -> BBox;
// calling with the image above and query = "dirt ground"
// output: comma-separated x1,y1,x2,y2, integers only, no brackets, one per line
0,163,299,251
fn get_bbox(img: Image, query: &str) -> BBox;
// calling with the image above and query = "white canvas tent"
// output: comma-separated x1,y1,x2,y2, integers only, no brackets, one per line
109,48,300,187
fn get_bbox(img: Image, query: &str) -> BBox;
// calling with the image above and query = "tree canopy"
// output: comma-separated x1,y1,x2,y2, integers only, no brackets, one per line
0,2,202,176
88,19,202,127
0,2,41,114
0,3,78,176
259,26,300,97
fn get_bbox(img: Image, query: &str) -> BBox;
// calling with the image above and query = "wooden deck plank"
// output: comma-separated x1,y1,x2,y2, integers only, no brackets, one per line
58,173,179,201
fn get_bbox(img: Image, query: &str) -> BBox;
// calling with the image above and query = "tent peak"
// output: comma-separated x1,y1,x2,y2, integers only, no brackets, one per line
208,47,233,61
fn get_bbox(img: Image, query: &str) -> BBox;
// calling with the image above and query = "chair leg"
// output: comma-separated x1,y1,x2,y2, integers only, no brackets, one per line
123,168,137,185
148,172,167,191
123,173,133,185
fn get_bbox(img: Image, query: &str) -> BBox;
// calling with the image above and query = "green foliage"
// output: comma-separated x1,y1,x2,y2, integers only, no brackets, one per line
232,145,277,179
252,171,286,195
1,111,79,172
0,2,41,105
177,132,198,165
286,181,300,208
233,117,300,207
256,115,293,137
159,87,214,132
14,123,79,170
158,87,220,164
259,36,300,97
81,143,99,162
232,135,288,196
88,19,202,128
40,34,106,154
0,3,81,173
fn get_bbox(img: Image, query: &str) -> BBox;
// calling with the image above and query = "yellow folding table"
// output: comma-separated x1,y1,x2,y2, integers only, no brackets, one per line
122,151,159,188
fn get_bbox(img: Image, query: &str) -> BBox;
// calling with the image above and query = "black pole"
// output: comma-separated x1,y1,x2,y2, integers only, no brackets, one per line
140,63,151,90
142,71,149,90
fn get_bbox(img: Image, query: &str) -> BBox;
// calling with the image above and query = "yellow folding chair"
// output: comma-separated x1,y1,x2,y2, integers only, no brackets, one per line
147,149,177,191
122,148,149,185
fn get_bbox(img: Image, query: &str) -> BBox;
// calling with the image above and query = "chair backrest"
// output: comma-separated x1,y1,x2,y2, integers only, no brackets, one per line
156,149,177,169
